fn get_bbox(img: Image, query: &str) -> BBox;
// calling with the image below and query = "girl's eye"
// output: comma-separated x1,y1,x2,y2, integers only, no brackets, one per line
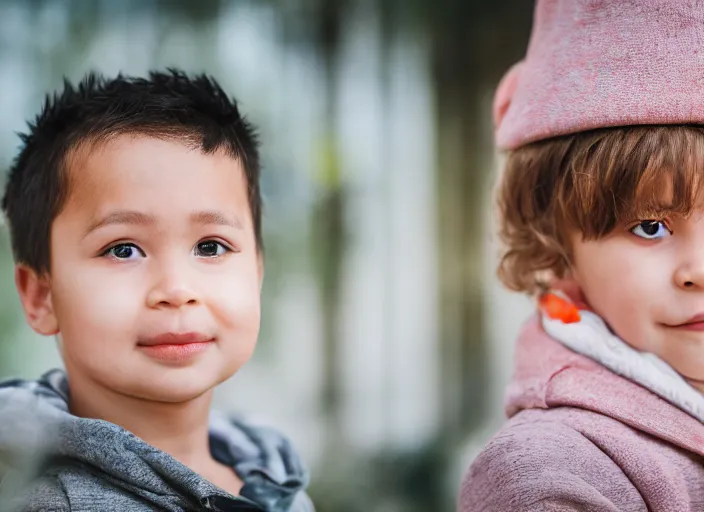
194,241,229,258
630,220,671,240
103,243,145,260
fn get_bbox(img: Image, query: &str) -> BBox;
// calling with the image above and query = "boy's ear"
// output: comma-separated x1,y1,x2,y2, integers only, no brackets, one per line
14,265,59,336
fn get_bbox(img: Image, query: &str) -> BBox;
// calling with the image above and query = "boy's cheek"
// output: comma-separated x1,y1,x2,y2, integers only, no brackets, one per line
209,287,261,336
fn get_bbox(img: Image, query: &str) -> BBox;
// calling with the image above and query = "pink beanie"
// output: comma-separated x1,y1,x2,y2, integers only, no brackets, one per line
494,0,704,150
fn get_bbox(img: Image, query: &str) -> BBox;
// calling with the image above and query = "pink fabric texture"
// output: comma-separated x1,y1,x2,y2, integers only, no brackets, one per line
458,316,704,511
495,0,704,150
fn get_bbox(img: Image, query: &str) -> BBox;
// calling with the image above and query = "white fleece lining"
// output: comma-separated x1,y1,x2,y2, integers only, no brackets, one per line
542,310,704,423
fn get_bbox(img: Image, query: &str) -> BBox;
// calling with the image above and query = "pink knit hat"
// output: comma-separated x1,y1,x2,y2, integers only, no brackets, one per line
494,0,704,150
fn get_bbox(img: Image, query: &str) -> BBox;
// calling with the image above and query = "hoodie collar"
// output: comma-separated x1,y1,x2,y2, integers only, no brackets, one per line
542,308,704,423
507,315,704,458
0,370,308,511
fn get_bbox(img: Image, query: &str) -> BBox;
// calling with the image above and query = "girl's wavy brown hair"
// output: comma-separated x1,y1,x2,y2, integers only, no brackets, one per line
497,125,704,295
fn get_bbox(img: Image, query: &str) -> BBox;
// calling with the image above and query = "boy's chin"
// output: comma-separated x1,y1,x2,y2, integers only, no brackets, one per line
123,365,235,404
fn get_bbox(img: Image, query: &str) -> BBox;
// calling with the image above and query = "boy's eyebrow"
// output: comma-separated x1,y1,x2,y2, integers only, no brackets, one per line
84,209,244,238
85,211,156,237
190,210,244,229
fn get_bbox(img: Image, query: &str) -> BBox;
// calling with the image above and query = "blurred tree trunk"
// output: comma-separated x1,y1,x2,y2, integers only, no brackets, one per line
424,1,533,439
308,0,349,441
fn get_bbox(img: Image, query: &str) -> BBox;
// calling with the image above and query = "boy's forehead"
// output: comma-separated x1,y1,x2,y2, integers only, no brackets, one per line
61,134,250,219
69,133,242,173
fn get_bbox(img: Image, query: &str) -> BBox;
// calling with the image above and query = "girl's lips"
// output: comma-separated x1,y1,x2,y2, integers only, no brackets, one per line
672,321,704,332
669,313,704,331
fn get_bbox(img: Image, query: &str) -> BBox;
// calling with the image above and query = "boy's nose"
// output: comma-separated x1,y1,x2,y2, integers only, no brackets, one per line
147,287,200,309
146,272,201,309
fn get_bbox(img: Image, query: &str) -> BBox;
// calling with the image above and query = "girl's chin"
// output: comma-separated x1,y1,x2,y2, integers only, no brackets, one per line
684,377,704,393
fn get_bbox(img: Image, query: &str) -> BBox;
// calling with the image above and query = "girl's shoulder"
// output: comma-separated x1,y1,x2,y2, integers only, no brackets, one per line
459,408,704,512
460,409,636,512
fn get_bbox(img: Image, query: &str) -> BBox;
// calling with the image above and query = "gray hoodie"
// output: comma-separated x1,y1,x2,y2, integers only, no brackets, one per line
0,370,314,511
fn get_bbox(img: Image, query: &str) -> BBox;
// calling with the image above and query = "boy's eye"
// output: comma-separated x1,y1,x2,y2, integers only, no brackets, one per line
630,220,671,240
194,241,229,258
103,243,145,260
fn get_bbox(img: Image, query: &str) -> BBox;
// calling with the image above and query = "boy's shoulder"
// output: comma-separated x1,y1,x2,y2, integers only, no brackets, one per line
1,412,315,512
0,461,154,512
459,408,704,512
2,453,314,512
0,470,69,512
0,371,314,511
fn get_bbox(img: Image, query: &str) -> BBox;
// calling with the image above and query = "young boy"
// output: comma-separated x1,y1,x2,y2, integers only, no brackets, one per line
0,70,314,511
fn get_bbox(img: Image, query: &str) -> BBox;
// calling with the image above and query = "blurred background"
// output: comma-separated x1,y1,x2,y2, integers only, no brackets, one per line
0,1,534,510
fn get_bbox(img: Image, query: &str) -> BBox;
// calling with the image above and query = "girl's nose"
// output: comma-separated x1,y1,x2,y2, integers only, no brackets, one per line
674,260,704,291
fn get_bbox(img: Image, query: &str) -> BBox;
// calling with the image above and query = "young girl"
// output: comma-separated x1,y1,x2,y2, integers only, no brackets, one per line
460,1,704,510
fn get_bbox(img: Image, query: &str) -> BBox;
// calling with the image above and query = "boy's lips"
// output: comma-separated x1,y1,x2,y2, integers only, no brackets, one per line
138,332,214,346
137,332,216,364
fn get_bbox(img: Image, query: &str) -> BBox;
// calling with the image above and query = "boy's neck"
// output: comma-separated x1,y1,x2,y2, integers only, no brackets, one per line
66,371,214,469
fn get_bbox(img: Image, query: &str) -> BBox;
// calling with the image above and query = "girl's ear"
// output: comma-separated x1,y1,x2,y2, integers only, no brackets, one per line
15,265,59,336
550,276,590,311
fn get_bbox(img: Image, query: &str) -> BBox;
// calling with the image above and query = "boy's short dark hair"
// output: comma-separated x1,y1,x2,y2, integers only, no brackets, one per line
2,69,262,274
